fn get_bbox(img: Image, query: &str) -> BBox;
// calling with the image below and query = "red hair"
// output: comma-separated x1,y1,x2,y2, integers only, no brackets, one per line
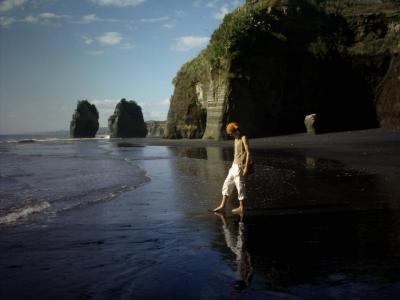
226,122,240,135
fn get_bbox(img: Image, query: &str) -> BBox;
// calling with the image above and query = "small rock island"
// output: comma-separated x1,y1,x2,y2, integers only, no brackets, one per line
70,100,99,138
108,99,147,138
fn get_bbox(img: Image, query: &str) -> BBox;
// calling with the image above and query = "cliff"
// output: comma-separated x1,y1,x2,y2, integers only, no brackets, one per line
146,121,167,137
108,99,147,138
70,100,99,138
166,0,400,139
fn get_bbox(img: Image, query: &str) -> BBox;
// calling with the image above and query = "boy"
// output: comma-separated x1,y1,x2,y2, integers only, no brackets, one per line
213,122,251,214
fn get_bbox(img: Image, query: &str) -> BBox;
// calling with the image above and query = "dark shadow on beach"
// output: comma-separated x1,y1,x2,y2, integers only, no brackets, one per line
170,146,399,213
168,146,400,296
210,209,400,297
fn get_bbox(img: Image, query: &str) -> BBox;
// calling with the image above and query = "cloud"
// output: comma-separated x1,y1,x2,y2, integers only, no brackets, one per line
83,32,135,50
0,16,15,27
72,14,171,27
120,42,136,50
140,16,169,23
139,16,169,23
5,9,171,29
90,98,168,124
22,15,38,23
163,22,175,30
0,0,28,12
162,98,170,105
89,0,145,7
82,14,98,23
138,98,170,121
21,12,69,25
22,15,39,23
38,12,61,19
89,99,117,126
171,36,210,52
206,0,219,8
92,99,118,109
193,0,243,20
214,4,229,20
97,32,123,45
175,10,186,17
83,36,94,45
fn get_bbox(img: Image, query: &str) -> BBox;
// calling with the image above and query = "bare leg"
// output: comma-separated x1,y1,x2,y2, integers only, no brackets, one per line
232,200,244,214
213,195,229,212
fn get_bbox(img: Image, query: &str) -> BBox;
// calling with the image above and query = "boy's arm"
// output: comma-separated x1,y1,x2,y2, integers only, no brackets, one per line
242,135,251,175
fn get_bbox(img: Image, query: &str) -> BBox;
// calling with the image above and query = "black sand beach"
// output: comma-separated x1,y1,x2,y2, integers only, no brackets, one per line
1,129,400,299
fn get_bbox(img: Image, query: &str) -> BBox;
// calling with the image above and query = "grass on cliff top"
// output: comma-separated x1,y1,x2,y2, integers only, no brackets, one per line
172,3,265,87
172,51,209,88
173,0,399,88
205,3,272,70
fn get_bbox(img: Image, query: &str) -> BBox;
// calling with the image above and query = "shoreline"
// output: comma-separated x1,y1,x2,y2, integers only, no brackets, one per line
112,128,400,176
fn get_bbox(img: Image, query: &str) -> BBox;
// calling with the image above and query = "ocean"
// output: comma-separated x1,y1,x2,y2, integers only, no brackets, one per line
0,134,149,226
1,132,400,299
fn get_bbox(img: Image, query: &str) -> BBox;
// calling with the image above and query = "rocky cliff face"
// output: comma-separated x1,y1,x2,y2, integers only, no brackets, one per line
70,100,99,138
166,0,400,139
166,57,209,138
108,99,147,138
146,121,167,137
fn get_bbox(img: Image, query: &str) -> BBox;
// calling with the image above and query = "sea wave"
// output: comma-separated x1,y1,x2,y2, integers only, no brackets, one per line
0,139,153,226
54,179,150,214
0,179,150,226
1,136,111,144
0,201,50,225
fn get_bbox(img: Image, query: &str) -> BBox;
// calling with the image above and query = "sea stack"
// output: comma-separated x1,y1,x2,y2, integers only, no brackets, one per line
70,100,99,138
108,99,147,138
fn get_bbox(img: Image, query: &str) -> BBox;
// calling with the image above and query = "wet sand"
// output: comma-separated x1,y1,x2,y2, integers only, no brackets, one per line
127,128,400,175
1,129,400,299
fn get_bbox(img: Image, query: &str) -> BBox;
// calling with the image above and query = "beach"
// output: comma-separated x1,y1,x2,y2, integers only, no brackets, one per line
1,129,400,299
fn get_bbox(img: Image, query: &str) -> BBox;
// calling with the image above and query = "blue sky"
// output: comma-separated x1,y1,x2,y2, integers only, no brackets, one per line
0,0,243,134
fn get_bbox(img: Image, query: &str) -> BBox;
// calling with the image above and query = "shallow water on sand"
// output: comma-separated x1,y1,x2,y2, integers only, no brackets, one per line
1,140,400,299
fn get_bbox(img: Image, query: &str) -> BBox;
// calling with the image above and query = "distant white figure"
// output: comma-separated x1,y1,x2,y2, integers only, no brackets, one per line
304,114,317,135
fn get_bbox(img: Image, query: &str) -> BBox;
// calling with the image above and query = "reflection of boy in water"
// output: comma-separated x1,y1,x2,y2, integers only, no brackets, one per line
215,212,253,292
213,122,251,214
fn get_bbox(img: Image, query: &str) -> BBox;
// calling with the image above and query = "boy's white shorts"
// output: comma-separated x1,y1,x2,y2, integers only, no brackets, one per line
222,163,246,201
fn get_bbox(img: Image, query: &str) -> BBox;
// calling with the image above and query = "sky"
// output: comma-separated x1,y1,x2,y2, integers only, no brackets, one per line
0,0,244,134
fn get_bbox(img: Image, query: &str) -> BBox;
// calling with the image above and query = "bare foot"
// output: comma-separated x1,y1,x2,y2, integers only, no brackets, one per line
232,206,243,214
213,205,225,212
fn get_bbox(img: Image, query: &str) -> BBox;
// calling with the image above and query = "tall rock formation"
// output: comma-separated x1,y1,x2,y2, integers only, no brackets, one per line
108,99,147,138
166,0,400,139
146,121,167,137
70,100,99,138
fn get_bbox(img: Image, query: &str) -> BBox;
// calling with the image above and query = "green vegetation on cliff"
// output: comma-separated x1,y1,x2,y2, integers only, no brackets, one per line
166,53,208,138
167,0,400,139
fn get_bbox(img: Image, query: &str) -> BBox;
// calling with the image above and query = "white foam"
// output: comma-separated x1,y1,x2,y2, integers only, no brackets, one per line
1,136,112,144
0,201,50,225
